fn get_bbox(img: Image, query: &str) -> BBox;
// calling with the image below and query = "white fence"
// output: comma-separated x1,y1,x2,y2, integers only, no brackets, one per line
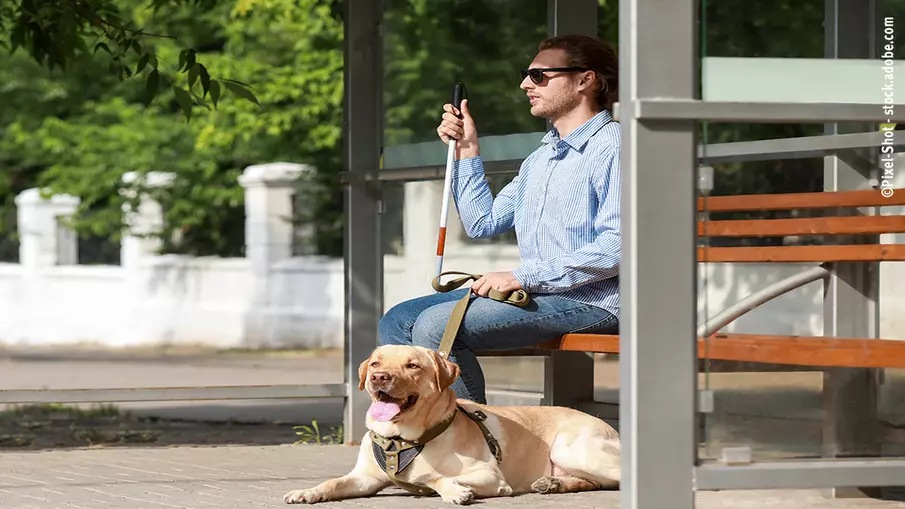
1,162,904,348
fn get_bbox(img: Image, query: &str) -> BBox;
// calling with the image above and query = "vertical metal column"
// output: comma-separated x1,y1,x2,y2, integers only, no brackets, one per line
541,0,600,409
343,0,383,445
547,0,598,36
821,0,881,497
619,0,699,507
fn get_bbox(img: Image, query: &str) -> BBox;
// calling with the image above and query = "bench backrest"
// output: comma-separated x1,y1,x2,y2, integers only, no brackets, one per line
698,188,905,262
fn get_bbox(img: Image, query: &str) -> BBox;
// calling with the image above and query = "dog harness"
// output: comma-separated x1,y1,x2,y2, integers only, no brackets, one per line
370,404,502,495
368,272,525,495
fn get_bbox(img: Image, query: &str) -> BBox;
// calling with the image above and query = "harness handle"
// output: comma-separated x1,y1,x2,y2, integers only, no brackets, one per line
431,271,531,359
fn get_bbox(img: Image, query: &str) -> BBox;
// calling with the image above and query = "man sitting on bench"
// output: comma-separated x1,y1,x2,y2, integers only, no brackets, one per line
378,34,622,405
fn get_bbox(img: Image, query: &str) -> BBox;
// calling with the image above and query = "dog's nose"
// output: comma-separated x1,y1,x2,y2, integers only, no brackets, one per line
371,371,392,384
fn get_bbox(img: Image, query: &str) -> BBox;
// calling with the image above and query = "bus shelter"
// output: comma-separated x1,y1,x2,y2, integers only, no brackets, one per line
341,0,905,507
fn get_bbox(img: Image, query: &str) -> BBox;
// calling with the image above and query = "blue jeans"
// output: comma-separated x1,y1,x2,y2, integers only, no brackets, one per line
377,289,619,404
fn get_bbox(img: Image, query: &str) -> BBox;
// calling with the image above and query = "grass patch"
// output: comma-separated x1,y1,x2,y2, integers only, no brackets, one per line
0,403,328,450
293,420,343,445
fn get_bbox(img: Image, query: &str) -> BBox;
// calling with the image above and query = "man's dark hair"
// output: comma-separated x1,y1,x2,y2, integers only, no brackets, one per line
538,34,619,112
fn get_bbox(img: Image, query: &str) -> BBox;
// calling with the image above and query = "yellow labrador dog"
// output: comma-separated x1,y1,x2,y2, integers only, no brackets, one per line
283,344,620,505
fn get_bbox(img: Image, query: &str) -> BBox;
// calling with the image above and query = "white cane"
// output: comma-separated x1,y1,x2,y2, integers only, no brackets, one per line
435,82,466,286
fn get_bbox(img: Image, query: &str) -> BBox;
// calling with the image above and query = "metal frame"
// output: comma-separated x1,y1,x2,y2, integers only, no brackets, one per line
697,264,833,338
0,385,345,404
340,131,905,183
618,0,698,507
695,458,905,491
630,99,905,123
819,0,883,498
342,0,384,445
698,131,905,165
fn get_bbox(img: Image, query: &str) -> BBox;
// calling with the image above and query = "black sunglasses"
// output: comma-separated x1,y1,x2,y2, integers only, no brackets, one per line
520,67,590,84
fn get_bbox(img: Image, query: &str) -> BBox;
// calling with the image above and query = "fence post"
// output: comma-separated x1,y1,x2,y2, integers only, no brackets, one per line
238,162,310,346
120,171,175,268
15,188,80,267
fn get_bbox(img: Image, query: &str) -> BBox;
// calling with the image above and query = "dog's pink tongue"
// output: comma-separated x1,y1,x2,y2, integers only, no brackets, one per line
368,401,401,422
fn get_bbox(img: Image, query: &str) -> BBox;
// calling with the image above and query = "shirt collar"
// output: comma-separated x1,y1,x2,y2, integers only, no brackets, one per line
541,109,613,151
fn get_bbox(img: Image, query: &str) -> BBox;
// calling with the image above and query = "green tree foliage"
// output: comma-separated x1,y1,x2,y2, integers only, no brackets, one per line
0,0,259,117
1,0,343,256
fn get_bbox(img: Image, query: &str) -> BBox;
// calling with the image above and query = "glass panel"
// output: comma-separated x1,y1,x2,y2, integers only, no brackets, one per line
701,0,905,104
695,117,905,461
697,0,905,466
381,0,547,169
381,173,524,311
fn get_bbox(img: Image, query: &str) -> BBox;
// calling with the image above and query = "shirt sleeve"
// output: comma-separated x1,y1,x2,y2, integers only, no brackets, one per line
451,155,524,238
510,145,621,293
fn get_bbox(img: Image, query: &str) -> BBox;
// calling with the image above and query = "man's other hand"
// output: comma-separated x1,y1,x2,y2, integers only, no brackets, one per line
471,271,522,297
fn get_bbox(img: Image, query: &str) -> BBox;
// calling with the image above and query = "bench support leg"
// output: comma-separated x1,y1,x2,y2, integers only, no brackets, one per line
542,351,595,408
822,367,882,499
821,248,882,499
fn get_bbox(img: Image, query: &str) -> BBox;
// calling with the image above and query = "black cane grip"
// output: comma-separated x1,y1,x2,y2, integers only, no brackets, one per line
452,82,466,118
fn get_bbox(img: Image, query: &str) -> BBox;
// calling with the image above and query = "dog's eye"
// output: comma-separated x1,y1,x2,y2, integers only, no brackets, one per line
406,363,419,369
370,361,379,367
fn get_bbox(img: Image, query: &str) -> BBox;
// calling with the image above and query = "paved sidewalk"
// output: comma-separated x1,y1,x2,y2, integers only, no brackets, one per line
2,444,905,509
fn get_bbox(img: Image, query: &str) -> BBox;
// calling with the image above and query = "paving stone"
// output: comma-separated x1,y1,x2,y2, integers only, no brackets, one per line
2,445,905,508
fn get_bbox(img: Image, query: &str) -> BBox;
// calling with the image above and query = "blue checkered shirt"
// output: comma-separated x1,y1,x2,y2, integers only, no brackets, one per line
451,110,621,316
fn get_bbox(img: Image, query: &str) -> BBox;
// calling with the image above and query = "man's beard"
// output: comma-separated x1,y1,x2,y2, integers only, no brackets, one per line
531,90,580,121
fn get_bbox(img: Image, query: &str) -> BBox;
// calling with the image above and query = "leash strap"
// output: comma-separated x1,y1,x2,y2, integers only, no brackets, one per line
431,271,530,359
459,406,502,463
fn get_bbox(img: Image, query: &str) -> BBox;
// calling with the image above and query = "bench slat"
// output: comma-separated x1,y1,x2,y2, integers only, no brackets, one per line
697,244,905,262
699,188,905,213
699,215,905,237
543,333,905,369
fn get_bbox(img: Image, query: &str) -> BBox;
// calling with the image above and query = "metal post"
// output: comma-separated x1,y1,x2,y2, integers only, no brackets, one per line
539,0,600,410
547,0,598,37
619,0,698,507
821,0,882,498
343,0,383,446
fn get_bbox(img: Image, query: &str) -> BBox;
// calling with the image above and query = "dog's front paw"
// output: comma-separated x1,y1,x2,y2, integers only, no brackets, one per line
439,482,474,505
283,488,322,504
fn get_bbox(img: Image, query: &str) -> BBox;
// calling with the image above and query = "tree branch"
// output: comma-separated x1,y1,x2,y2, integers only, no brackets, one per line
69,0,177,41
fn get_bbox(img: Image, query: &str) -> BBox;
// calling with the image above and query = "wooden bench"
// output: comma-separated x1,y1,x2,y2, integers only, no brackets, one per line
541,187,905,357
479,187,905,427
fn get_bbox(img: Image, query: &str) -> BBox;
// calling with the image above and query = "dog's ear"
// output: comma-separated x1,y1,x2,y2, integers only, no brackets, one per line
358,354,372,391
429,350,461,391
